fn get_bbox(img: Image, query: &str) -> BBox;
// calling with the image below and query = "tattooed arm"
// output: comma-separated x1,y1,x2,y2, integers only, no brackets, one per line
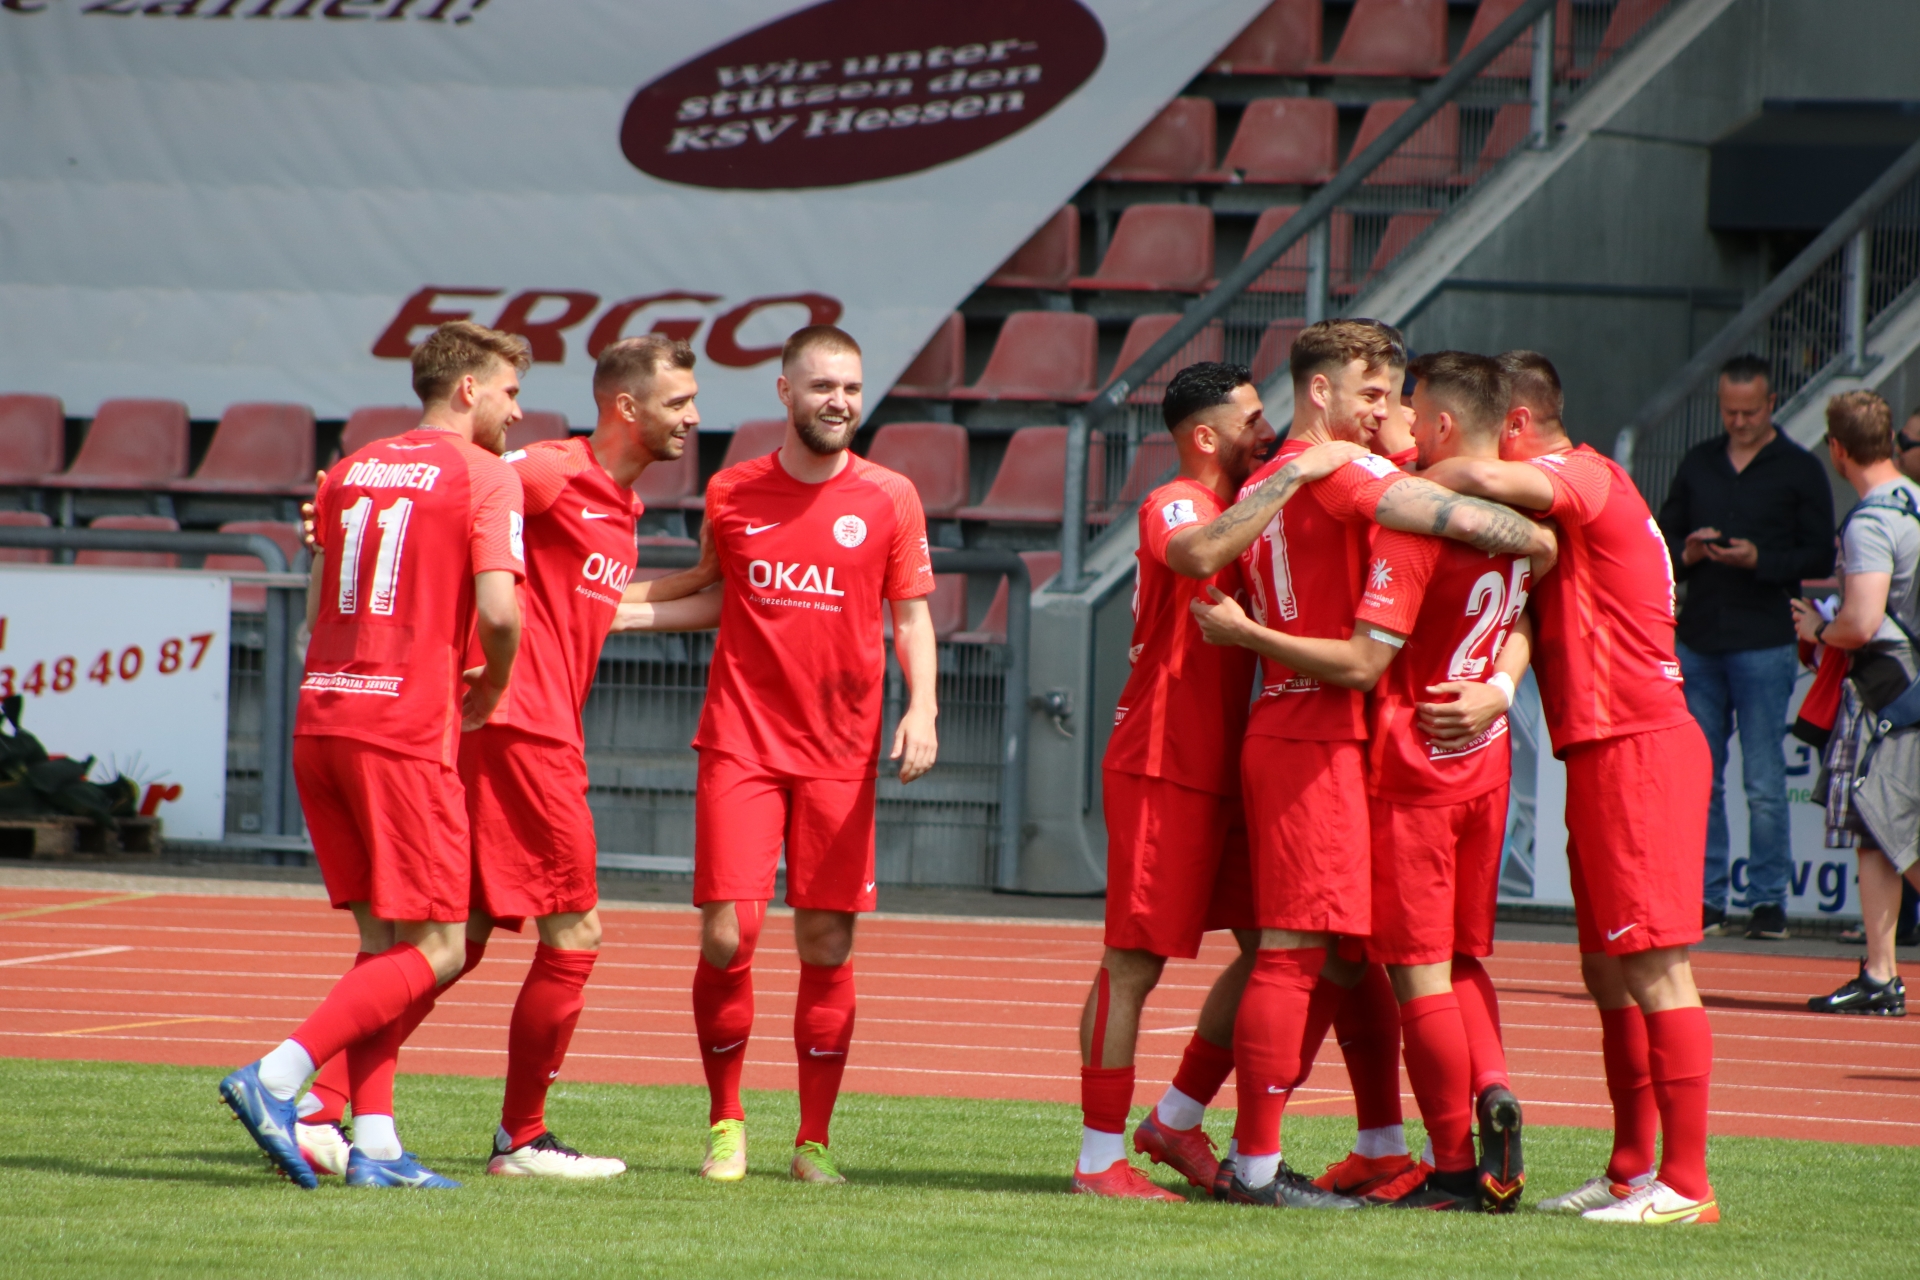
1164,440,1368,579
1373,476,1557,567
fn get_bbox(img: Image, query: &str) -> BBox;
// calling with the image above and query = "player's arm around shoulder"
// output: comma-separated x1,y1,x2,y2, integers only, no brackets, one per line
1189,586,1400,690
612,585,723,634
623,514,722,606
889,595,939,783
1164,440,1368,578
1374,472,1558,568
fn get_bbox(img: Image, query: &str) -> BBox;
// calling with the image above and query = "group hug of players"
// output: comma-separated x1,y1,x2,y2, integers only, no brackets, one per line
215,312,1717,1225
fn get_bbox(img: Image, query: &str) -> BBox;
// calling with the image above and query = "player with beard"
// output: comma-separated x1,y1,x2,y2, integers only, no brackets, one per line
1072,363,1366,1199
685,325,937,1186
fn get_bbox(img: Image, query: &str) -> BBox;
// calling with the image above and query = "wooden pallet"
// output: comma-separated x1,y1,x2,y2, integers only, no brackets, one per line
0,814,162,859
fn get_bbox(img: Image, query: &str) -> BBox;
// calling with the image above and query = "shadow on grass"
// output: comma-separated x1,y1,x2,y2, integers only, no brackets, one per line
0,1150,281,1186
846,1167,1144,1196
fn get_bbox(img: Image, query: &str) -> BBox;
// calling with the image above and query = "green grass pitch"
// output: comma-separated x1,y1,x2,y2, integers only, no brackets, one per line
2,1058,1915,1279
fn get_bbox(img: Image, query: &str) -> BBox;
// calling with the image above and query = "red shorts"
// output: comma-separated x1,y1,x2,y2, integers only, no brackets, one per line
1564,722,1710,955
458,725,599,929
294,734,469,923
1101,769,1255,959
1240,737,1370,935
694,749,877,912
1367,786,1507,966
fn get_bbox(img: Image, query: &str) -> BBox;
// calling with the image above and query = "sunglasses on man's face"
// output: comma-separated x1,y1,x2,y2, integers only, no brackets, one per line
1899,432,1920,452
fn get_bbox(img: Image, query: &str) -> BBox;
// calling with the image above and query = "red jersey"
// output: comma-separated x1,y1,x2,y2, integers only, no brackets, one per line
1524,445,1692,754
474,437,642,749
693,451,933,779
1104,478,1256,796
1237,439,1407,740
298,427,525,767
1355,528,1529,805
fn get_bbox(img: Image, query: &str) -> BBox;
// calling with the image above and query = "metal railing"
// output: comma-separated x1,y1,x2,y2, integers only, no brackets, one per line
1058,0,1676,586
1622,136,1920,501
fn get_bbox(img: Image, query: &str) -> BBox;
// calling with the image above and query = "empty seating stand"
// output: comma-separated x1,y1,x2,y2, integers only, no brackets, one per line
506,411,570,452
0,510,52,565
49,400,189,490
987,208,1080,290
1598,0,1670,63
77,514,179,569
952,551,1062,645
1310,0,1449,77
1353,100,1461,185
1211,0,1321,75
176,402,316,495
1071,205,1216,292
952,312,1098,402
865,422,971,519
1107,436,1179,515
1244,205,1354,294
719,419,789,470
0,395,65,485
205,520,304,612
632,434,702,510
956,426,1104,524
1476,102,1534,175
1219,98,1339,185
1251,318,1308,385
891,313,966,399
1099,98,1220,183
1463,0,1574,78
1109,315,1226,404
338,406,423,460
1360,211,1441,286
885,573,968,641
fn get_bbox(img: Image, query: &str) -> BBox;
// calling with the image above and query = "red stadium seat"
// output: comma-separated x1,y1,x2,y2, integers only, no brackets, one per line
886,573,968,641
176,403,316,494
1244,206,1354,294
987,208,1081,290
718,419,789,471
1219,98,1339,185
205,521,304,612
1211,0,1322,74
51,400,189,490
1099,98,1221,183
1251,318,1308,385
1108,315,1226,404
632,436,702,511
952,312,1098,403
1597,0,1670,63
891,313,966,398
506,411,570,452
1353,100,1461,185
338,406,422,460
1474,103,1534,175
952,551,1063,644
865,422,971,519
1461,0,1574,78
0,395,66,484
0,510,52,565
1072,205,1216,292
1107,435,1180,515
77,514,180,569
956,427,1104,523
1310,0,1449,77
1361,210,1441,283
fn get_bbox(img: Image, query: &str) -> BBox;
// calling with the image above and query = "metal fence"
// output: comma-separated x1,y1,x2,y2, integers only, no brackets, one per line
1622,138,1920,501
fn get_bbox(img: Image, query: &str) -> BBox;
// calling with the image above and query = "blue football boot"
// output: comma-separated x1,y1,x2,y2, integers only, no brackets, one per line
345,1148,461,1189
218,1063,317,1189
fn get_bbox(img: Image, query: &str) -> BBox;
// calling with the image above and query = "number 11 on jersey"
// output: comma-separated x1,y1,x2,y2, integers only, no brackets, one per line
336,496,414,617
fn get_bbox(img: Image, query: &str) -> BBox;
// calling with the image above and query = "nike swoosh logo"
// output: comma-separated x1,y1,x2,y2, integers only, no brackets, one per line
710,1040,745,1054
863,882,875,893
1265,1085,1289,1094
745,522,780,535
1641,1201,1713,1224
1606,923,1639,941
548,1069,561,1080
808,1048,845,1058
581,507,611,520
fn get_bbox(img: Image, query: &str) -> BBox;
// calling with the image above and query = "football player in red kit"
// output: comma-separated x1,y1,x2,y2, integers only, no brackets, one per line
1071,363,1366,1200
1421,352,1717,1225
1196,351,1543,1212
220,321,528,1190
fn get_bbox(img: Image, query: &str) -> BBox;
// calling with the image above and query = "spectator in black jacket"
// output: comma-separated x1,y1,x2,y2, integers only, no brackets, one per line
1659,354,1835,940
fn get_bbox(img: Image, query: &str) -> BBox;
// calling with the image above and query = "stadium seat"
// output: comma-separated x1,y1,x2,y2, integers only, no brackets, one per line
0,395,66,484
952,312,1098,402
952,551,1062,645
1474,102,1534,175
0,510,52,565
1361,210,1441,283
1250,318,1308,385
1353,100,1461,185
50,400,189,490
1099,98,1221,183
1244,206,1353,294
506,411,570,452
865,422,971,519
986,208,1080,290
1461,0,1574,78
175,402,316,494
1597,0,1670,63
718,419,789,470
891,313,966,398
338,406,422,459
1108,315,1226,404
1310,0,1449,77
77,514,180,569
1106,435,1180,516
1211,0,1322,74
956,427,1103,523
1071,204,1216,293
885,573,968,641
205,520,303,612
632,436,701,510
1218,98,1339,185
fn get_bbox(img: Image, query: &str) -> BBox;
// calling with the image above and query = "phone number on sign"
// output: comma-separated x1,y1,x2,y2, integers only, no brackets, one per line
0,621,218,699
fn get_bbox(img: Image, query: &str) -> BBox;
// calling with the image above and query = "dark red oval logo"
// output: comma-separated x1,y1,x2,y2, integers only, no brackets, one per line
621,0,1106,191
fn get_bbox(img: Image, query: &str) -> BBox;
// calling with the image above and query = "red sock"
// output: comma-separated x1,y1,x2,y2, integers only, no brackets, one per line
793,960,855,1147
1333,962,1400,1130
1450,954,1510,1096
288,942,436,1067
303,951,373,1125
1080,1065,1135,1134
499,944,598,1149
1230,948,1323,1156
1169,1033,1235,1109
1645,1006,1713,1200
1599,1003,1657,1183
347,941,486,1121
692,902,762,1125
1399,992,1475,1172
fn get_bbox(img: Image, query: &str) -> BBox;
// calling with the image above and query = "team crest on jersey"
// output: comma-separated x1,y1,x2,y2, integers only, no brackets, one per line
1161,498,1199,530
833,514,868,548
1349,454,1399,479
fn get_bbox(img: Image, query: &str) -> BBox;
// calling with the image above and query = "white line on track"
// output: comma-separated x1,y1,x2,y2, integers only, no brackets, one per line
0,946,130,968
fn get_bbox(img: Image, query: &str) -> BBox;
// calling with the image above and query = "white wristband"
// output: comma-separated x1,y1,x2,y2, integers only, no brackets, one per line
1488,671,1516,710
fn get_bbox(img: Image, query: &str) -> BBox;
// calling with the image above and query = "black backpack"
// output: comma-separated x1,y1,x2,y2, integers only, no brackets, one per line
0,696,138,828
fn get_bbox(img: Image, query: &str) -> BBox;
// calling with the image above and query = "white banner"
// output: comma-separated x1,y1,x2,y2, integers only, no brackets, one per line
0,0,1266,430
0,566,230,841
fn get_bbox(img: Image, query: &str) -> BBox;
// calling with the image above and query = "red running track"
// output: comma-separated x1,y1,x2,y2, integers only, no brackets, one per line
2,887,1916,1145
